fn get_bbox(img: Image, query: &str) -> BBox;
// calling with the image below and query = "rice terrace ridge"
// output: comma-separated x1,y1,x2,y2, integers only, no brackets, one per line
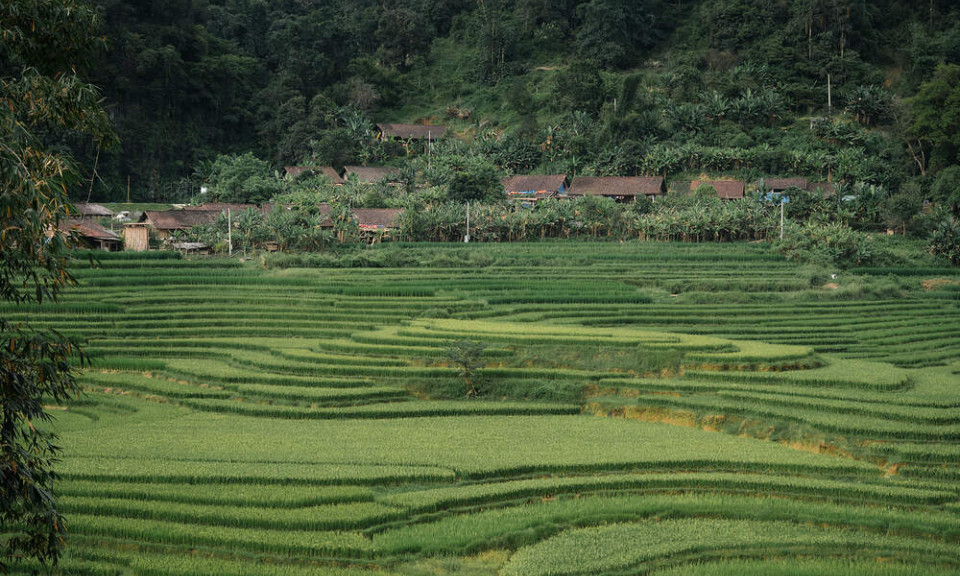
7,241,958,575
4,0,960,573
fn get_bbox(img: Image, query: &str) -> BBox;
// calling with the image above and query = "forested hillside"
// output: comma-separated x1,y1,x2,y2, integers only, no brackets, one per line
72,0,959,208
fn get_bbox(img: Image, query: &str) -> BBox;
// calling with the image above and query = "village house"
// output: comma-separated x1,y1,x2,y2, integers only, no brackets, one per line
502,174,569,203
376,123,446,142
566,176,665,203
139,204,264,240
139,210,223,241
353,208,403,235
690,180,746,200
343,166,402,185
763,177,810,193
59,218,122,251
763,177,837,196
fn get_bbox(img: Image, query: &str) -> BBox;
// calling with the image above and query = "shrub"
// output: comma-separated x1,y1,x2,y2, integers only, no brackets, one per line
928,216,960,264
775,222,879,268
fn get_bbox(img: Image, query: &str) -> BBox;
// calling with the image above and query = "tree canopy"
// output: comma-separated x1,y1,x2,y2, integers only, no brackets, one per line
0,0,115,569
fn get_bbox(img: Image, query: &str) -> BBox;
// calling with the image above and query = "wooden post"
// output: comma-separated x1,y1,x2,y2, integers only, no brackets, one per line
827,73,832,112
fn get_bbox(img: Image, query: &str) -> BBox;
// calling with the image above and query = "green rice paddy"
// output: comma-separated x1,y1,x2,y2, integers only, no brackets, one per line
6,241,959,574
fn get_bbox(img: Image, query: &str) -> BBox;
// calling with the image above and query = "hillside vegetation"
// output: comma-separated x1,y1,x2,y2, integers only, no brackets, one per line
74,0,960,213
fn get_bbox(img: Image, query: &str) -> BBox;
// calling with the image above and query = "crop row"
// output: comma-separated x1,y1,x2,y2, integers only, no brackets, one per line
501,518,959,576
179,398,581,419
593,395,960,441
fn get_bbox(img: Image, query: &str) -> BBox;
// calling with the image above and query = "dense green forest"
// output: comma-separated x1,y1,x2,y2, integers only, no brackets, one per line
61,0,959,214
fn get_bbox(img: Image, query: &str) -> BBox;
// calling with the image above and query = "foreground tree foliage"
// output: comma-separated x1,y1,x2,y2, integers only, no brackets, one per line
0,0,115,569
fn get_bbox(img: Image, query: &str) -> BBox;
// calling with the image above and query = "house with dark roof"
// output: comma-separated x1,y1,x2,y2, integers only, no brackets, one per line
502,174,569,203
566,177,664,203
139,210,223,240
343,166,402,185
138,204,266,240
760,177,837,199
690,180,745,200
284,166,344,185
59,218,121,251
376,123,446,141
354,209,403,231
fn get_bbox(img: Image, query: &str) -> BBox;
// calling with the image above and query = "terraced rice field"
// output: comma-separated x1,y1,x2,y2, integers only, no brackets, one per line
6,242,959,575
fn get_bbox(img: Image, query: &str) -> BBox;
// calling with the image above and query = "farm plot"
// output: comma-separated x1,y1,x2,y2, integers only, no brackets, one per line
5,242,958,575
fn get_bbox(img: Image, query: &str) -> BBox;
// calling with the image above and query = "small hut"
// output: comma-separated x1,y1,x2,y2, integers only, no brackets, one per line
123,222,151,252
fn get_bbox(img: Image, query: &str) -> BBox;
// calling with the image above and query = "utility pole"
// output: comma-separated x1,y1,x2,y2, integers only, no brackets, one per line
780,198,785,240
228,209,233,256
126,175,131,203
827,73,832,112
464,202,471,243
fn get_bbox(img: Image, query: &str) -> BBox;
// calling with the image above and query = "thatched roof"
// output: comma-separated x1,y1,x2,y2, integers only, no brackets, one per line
567,177,664,197
354,208,403,230
284,166,344,184
502,175,569,198
691,180,745,200
140,210,222,230
807,182,837,197
71,203,113,217
183,203,260,212
60,218,120,241
343,166,402,184
765,178,809,192
376,123,446,141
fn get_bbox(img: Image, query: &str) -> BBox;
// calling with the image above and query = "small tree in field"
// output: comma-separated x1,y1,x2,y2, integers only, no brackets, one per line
447,340,486,397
